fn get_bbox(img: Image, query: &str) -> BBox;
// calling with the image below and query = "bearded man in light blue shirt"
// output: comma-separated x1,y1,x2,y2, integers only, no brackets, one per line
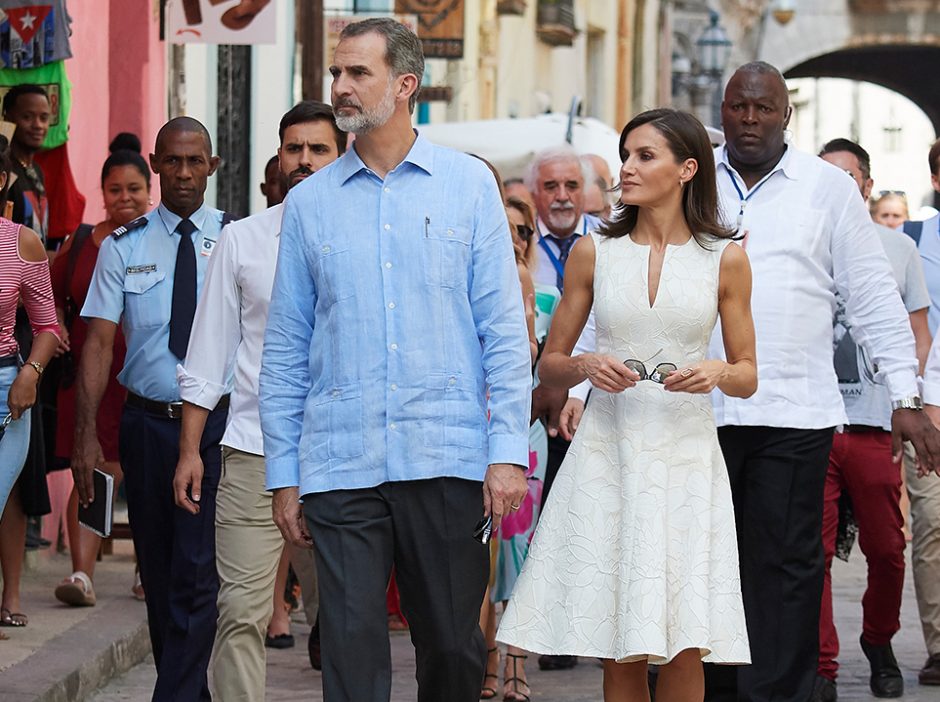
259,18,531,702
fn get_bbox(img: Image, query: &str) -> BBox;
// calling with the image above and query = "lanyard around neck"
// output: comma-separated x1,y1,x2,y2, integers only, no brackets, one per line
536,218,588,281
725,168,777,232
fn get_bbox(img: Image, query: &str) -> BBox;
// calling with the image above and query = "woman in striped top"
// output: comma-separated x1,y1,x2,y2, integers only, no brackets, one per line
0,135,59,633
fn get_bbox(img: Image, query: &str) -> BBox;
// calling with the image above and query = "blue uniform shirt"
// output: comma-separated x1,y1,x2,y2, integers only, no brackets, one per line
82,203,226,402
260,133,532,495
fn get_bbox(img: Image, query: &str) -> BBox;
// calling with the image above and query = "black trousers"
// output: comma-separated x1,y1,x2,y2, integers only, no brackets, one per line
304,477,489,702
540,432,570,511
705,425,835,702
119,403,227,702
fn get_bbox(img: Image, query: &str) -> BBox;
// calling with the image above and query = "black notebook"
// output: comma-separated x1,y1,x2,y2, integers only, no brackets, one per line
78,469,114,538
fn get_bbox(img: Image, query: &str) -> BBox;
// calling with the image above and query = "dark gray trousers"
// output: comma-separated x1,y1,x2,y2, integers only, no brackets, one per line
303,477,489,702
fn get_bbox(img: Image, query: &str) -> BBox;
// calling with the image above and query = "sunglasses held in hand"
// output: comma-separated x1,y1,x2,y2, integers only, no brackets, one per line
623,348,678,384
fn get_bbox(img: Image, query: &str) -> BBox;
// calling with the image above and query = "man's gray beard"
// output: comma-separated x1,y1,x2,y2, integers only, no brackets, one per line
335,87,396,135
546,208,578,233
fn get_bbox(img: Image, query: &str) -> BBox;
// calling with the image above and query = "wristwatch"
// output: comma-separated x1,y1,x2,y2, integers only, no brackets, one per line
891,396,923,411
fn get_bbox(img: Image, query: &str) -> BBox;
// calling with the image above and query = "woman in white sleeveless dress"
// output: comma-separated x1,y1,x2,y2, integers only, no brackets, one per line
497,109,757,702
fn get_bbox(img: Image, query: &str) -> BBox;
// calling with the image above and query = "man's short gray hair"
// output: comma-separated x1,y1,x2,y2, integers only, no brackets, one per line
340,18,425,113
524,145,590,192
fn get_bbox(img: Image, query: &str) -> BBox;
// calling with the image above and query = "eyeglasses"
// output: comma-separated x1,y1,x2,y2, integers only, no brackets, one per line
623,348,678,384
514,224,533,241
0,413,11,445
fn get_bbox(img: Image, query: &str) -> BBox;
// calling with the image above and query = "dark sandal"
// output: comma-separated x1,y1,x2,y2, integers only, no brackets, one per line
503,653,530,701
481,646,499,699
0,608,27,627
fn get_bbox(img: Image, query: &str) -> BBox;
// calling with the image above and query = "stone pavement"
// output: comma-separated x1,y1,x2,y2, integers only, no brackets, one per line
2,537,937,701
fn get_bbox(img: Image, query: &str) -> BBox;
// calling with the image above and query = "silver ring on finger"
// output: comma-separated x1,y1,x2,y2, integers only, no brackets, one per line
680,368,694,378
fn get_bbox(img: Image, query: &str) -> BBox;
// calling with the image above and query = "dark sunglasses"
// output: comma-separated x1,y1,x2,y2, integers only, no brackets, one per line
514,224,533,241
623,348,677,384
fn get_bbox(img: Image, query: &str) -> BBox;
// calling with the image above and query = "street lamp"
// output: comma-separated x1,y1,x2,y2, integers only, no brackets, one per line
696,10,732,127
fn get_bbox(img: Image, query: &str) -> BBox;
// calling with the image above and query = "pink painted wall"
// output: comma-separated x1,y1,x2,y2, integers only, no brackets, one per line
67,0,166,223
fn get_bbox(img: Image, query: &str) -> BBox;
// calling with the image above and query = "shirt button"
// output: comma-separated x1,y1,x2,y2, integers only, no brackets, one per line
448,377,457,386
321,245,331,253
385,262,392,269
384,187,391,193
384,223,391,231
390,383,398,391
390,343,398,350
388,302,396,309
332,389,340,397
447,228,454,236
390,422,397,430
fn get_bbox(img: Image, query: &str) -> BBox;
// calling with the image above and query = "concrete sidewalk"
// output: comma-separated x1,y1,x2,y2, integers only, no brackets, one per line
0,542,149,702
2,538,938,701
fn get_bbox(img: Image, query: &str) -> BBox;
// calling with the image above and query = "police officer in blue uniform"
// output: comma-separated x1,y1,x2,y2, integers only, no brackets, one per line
72,117,229,701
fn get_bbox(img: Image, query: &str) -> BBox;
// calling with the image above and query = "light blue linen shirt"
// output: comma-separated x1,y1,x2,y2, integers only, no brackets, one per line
260,133,532,495
81,203,226,402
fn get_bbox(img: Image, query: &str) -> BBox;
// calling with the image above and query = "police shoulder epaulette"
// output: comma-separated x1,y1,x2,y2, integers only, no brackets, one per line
112,216,148,238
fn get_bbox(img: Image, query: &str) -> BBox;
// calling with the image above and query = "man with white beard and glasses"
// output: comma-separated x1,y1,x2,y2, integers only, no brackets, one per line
259,17,531,702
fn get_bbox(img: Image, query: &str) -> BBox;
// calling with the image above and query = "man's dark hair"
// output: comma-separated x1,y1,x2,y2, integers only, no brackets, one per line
339,17,425,113
155,116,213,155
3,84,48,116
819,138,872,182
734,61,787,88
929,138,940,177
503,177,525,187
264,154,279,172
278,100,346,155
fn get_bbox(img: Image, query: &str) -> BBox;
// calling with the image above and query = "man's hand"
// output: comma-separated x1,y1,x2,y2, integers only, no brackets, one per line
891,408,940,477
531,385,568,438
558,397,584,441
173,451,205,515
71,430,104,507
482,463,528,530
272,486,313,548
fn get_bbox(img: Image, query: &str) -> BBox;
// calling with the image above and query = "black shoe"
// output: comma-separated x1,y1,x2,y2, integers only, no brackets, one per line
264,632,294,649
920,654,940,685
308,620,321,671
537,654,578,670
860,635,904,698
811,675,837,702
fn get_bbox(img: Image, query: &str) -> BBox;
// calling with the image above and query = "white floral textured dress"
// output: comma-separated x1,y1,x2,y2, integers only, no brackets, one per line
497,232,751,665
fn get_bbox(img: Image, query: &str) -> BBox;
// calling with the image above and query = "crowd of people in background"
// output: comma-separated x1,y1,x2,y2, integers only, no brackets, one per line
1,16,940,702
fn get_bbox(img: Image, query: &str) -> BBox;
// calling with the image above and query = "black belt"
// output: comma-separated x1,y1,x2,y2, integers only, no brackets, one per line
842,424,885,434
0,354,18,368
126,391,230,420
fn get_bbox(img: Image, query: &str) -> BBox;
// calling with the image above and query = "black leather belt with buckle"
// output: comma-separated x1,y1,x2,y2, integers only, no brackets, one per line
126,392,230,420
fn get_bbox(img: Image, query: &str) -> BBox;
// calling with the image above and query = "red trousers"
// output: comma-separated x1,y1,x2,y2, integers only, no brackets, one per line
818,430,905,680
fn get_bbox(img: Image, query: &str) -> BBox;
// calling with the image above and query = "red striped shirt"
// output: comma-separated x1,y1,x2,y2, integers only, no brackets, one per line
0,218,59,357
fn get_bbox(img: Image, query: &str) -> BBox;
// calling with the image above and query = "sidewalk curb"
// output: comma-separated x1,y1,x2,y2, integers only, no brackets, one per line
2,598,151,702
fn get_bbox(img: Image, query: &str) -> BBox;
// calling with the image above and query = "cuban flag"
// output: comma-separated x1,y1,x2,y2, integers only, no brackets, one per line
1,4,55,68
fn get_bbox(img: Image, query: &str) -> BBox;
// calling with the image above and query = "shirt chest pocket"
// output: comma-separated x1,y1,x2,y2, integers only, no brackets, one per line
422,225,472,290
123,271,167,329
315,246,356,308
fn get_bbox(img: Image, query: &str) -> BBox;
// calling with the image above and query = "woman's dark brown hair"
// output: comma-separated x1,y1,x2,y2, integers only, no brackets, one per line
600,108,734,247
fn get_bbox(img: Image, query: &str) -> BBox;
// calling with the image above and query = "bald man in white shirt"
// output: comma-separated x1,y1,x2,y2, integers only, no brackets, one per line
705,62,940,702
